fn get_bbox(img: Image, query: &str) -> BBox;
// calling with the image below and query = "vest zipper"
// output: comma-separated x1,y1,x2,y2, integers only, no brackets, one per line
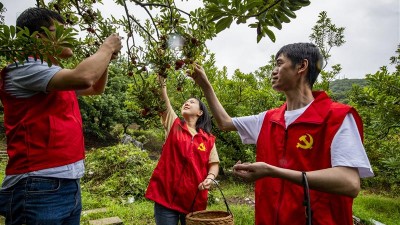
170,132,195,208
275,129,288,225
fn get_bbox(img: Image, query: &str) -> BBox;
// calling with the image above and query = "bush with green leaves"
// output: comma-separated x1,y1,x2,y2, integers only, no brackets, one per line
82,144,156,200
127,129,165,154
348,46,400,196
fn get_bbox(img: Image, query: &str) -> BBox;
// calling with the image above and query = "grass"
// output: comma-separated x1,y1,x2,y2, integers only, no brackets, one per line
79,179,255,224
353,191,400,225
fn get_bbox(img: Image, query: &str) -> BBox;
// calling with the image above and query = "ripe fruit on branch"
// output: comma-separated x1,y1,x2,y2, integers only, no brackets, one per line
175,60,185,70
141,107,150,116
176,86,183,92
53,3,60,11
190,37,199,45
86,27,96,33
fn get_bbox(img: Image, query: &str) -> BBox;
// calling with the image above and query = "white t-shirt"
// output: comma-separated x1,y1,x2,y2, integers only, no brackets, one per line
232,103,374,178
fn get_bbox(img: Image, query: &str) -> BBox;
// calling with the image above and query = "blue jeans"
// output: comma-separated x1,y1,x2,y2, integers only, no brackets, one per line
154,202,186,225
0,177,81,225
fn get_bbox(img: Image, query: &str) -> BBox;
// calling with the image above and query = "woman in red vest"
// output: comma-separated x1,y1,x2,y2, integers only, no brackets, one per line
145,76,220,225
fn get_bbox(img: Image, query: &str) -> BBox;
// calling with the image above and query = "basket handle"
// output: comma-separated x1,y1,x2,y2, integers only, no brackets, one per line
189,178,233,216
302,172,313,225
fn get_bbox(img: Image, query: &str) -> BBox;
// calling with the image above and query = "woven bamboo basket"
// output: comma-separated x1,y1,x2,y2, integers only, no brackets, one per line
186,210,233,225
186,179,234,225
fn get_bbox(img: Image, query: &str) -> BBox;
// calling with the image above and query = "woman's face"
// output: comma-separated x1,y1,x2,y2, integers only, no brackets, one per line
181,98,203,118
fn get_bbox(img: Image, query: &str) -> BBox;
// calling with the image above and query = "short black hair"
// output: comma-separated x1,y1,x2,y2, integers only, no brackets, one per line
16,7,65,33
275,43,323,88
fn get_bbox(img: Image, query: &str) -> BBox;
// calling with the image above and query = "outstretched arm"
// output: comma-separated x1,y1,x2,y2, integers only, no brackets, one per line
158,75,173,123
188,64,237,131
233,162,360,198
48,33,122,95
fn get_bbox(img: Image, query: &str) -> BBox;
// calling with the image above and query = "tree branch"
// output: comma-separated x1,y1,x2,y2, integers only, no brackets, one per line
122,0,134,62
128,15,157,43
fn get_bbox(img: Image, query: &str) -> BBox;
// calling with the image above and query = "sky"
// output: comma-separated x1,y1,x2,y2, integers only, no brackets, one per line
2,0,399,79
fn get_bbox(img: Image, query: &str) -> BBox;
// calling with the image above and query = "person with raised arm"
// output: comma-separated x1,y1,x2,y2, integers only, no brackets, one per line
145,75,219,225
188,43,374,225
0,7,122,224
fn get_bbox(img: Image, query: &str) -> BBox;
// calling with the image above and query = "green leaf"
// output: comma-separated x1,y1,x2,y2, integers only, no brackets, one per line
257,34,263,43
277,11,290,23
245,0,263,12
3,25,9,38
294,0,311,7
272,14,282,30
209,12,225,22
248,23,258,28
10,26,16,38
236,17,247,24
279,5,297,19
264,26,276,42
55,23,64,39
215,16,233,33
30,31,38,38
41,26,53,41
233,0,241,10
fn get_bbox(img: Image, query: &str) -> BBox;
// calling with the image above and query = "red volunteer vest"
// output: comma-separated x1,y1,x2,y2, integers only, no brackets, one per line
255,91,363,225
0,68,85,175
145,118,216,214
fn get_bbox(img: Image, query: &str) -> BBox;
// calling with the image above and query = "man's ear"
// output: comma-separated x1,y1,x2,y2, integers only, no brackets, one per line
298,59,309,75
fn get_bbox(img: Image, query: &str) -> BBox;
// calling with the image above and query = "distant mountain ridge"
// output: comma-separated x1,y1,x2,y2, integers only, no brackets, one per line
329,78,367,102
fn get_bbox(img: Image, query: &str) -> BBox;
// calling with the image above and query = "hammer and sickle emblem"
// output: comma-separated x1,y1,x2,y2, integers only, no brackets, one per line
198,143,206,151
296,133,313,150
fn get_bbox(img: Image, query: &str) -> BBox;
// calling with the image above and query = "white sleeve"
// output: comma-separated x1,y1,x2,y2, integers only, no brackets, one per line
232,111,267,144
331,113,374,178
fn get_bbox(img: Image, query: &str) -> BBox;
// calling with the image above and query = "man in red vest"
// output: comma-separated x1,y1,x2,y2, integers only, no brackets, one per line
0,8,122,224
189,43,374,225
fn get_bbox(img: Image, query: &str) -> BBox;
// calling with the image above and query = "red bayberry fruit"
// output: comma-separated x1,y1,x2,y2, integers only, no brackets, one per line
177,86,183,92
141,108,150,116
191,37,198,45
86,27,95,33
54,4,60,11
175,60,185,70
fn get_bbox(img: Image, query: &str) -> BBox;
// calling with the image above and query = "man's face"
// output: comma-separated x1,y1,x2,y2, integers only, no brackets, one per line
46,24,73,59
271,54,300,92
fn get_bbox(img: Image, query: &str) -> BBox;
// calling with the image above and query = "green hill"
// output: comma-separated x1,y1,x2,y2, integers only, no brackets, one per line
330,78,367,103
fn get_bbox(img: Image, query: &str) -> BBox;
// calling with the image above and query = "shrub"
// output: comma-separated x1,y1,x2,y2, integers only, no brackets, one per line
82,144,156,199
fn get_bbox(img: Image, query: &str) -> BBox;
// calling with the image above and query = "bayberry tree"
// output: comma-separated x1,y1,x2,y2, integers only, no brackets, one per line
0,0,311,137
